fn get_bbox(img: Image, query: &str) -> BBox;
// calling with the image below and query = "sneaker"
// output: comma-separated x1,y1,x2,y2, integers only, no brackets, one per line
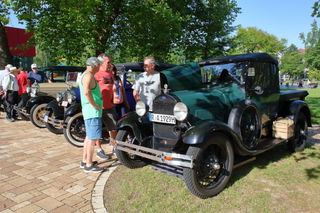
96,149,110,160
84,164,104,173
80,161,98,169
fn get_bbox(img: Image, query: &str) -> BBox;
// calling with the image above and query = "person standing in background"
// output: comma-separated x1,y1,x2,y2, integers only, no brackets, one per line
113,66,129,119
2,67,20,121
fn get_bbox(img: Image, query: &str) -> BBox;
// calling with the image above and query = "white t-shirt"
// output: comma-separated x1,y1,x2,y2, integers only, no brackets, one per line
0,70,9,90
132,71,161,111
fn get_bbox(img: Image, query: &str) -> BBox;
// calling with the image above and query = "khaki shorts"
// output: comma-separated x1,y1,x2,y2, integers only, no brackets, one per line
102,108,117,131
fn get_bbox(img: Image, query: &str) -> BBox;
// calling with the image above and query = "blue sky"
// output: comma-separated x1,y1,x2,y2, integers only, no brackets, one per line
234,0,318,48
7,0,319,49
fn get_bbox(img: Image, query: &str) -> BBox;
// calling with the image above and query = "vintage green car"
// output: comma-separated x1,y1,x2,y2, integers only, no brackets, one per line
114,53,312,199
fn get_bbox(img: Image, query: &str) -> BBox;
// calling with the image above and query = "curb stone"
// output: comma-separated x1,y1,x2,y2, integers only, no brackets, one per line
91,162,120,213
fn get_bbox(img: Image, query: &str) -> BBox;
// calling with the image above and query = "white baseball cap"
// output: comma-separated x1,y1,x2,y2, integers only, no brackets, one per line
31,64,38,69
5,64,13,70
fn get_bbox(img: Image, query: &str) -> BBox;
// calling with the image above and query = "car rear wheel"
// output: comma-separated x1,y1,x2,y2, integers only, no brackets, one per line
115,130,147,169
30,103,48,128
183,133,234,199
63,112,85,147
288,113,308,152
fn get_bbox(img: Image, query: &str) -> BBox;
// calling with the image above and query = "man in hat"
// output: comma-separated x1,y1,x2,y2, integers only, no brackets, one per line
2,67,20,121
28,64,52,84
79,57,104,173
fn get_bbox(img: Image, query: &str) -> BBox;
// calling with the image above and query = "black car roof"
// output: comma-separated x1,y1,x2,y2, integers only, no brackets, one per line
114,62,176,72
199,53,278,66
38,66,85,72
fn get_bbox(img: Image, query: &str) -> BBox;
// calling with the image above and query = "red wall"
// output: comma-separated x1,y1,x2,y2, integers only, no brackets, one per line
4,26,36,57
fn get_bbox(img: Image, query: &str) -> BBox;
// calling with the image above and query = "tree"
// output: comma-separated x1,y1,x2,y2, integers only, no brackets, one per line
312,0,320,17
280,50,304,79
0,0,13,67
11,0,240,64
231,27,287,57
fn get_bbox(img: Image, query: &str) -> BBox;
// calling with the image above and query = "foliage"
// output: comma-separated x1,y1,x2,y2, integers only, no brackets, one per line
231,26,287,57
299,20,320,81
0,0,13,66
280,51,304,78
0,0,11,25
312,0,320,17
10,0,240,64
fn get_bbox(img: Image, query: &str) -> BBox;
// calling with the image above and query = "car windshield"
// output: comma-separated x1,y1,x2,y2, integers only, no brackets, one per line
200,62,249,85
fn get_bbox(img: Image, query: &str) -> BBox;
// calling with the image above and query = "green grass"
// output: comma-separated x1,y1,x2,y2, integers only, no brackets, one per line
281,88,320,124
304,89,320,124
105,144,320,213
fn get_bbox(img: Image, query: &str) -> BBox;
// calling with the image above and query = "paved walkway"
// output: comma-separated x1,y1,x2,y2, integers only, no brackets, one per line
0,113,113,212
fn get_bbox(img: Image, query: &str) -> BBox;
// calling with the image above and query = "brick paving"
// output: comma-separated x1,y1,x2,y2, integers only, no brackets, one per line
0,112,113,212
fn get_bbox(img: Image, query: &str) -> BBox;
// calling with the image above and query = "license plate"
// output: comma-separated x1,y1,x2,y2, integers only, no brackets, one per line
61,101,68,107
43,115,48,122
149,113,176,124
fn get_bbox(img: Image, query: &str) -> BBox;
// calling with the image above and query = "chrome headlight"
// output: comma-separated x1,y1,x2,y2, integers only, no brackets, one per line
173,102,188,121
68,94,76,104
136,101,146,116
56,93,62,102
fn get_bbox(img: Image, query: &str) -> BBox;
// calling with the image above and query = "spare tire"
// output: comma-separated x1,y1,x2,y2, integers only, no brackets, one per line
228,101,261,149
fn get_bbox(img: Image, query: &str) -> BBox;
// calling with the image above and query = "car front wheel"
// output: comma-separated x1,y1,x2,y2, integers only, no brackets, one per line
63,112,85,147
183,133,234,199
115,130,147,169
30,103,48,128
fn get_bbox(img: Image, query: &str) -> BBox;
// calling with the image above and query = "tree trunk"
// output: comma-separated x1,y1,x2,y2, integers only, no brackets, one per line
0,21,13,67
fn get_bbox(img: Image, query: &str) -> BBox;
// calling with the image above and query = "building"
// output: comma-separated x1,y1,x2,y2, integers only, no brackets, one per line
4,26,36,70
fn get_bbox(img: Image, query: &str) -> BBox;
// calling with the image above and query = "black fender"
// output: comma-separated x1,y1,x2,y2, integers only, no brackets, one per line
65,103,82,117
117,111,151,143
288,100,312,127
25,96,55,113
45,100,64,118
182,120,260,156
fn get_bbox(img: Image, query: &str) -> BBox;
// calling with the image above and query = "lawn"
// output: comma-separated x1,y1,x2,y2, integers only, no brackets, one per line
303,88,320,124
104,88,320,213
105,143,320,213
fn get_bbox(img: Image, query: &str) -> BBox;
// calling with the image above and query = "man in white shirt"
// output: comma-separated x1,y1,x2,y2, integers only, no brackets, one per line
2,67,20,121
0,64,13,91
132,57,162,111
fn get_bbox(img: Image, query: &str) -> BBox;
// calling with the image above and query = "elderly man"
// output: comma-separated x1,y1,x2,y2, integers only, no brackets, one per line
2,67,20,121
79,57,104,173
133,56,165,111
28,64,52,84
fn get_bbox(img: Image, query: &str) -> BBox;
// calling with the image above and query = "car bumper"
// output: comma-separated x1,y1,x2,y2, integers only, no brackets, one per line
41,114,65,128
114,139,194,168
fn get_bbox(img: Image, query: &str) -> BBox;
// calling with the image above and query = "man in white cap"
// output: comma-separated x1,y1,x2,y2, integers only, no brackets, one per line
2,66,20,121
28,63,52,84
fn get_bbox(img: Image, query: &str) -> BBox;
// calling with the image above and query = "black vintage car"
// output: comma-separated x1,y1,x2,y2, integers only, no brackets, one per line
63,62,176,147
24,66,85,128
114,53,312,199
43,71,83,134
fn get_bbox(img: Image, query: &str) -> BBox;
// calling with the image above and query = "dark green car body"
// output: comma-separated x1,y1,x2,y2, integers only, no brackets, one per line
115,53,312,198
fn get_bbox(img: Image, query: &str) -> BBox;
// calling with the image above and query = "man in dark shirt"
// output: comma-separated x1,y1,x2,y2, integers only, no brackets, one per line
28,64,52,84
